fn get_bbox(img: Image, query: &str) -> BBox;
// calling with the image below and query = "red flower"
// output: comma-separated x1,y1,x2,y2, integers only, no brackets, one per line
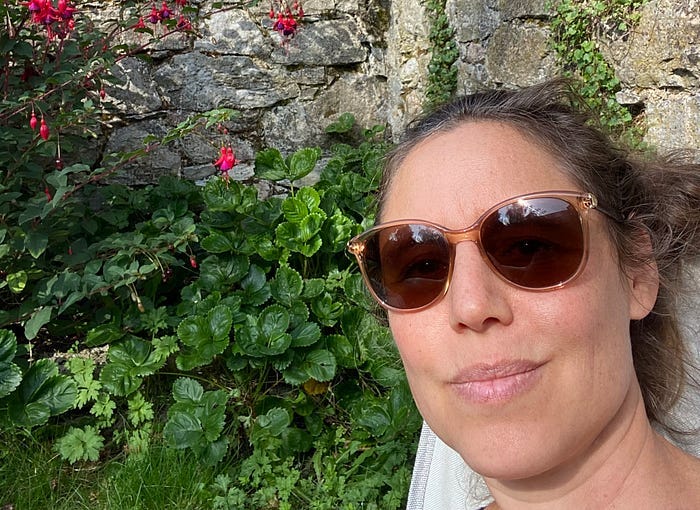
39,117,49,140
44,186,52,202
159,1,171,19
214,146,236,172
148,6,160,24
134,17,146,29
29,112,38,130
189,256,197,269
176,15,191,31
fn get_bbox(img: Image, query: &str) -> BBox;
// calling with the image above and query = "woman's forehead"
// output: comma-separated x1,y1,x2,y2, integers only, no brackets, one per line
381,122,576,224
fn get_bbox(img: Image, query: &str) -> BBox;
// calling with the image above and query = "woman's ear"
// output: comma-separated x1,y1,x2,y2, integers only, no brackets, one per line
628,260,659,320
626,231,660,320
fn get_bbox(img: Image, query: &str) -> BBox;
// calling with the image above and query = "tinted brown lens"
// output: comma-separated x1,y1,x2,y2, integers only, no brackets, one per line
363,224,451,309
481,198,584,288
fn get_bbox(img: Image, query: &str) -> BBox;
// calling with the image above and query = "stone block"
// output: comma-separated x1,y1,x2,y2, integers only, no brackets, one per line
644,91,700,152
195,10,273,57
153,52,300,111
271,19,368,65
485,22,557,87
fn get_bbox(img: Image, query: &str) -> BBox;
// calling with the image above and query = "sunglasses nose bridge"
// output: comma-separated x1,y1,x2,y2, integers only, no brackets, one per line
443,226,481,248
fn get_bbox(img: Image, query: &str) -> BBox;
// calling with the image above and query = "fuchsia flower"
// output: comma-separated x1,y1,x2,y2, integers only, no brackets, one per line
214,146,236,173
269,1,304,41
159,1,171,19
148,6,160,23
39,117,49,140
29,112,38,130
176,15,191,31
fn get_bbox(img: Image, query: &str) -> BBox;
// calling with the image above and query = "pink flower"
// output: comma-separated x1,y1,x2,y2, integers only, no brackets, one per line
39,117,50,140
29,112,38,130
214,146,236,172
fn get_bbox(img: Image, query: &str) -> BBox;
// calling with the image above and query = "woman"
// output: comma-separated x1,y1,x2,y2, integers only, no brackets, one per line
347,80,700,508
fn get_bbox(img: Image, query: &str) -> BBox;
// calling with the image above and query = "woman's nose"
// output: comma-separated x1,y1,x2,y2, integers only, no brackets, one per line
447,242,514,333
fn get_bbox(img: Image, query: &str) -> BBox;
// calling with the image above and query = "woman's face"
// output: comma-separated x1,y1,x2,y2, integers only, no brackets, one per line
382,122,658,482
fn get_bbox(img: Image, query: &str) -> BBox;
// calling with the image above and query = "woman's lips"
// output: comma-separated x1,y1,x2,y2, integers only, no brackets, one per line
449,360,544,404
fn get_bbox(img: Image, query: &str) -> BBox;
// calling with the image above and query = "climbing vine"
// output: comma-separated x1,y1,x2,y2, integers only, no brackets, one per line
423,0,459,109
550,0,649,136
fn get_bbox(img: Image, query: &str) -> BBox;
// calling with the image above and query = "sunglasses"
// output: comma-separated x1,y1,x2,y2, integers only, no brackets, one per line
347,191,616,311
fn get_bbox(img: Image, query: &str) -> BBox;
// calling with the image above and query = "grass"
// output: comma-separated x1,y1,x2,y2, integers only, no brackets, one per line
0,433,218,510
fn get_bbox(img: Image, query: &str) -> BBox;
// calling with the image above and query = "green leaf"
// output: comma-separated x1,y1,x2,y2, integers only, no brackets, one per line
261,304,290,339
199,255,250,291
287,147,321,182
201,231,237,253
255,148,288,181
176,304,232,370
163,412,203,449
325,112,356,134
290,321,321,348
7,271,28,293
7,359,77,427
296,187,321,213
85,323,125,347
311,292,343,326
281,196,309,223
237,265,271,306
256,407,291,437
172,377,204,404
0,364,22,400
56,426,104,464
302,349,336,382
24,306,54,340
270,266,303,307
100,337,166,396
0,329,17,364
25,231,49,258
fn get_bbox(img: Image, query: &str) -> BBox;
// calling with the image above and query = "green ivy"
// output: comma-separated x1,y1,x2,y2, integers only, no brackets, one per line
423,0,459,109
549,0,648,136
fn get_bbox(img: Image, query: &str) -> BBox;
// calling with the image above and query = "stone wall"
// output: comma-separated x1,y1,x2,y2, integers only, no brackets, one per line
102,0,700,183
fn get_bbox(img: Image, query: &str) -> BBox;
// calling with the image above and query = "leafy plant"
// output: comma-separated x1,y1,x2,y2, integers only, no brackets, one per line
549,0,648,135
424,0,459,109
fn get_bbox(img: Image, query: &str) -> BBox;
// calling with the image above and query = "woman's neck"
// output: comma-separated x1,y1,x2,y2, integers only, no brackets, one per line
483,385,700,509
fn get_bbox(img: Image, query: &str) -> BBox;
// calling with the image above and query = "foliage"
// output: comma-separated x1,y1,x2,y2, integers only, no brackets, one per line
0,0,420,506
423,0,459,109
549,0,648,135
